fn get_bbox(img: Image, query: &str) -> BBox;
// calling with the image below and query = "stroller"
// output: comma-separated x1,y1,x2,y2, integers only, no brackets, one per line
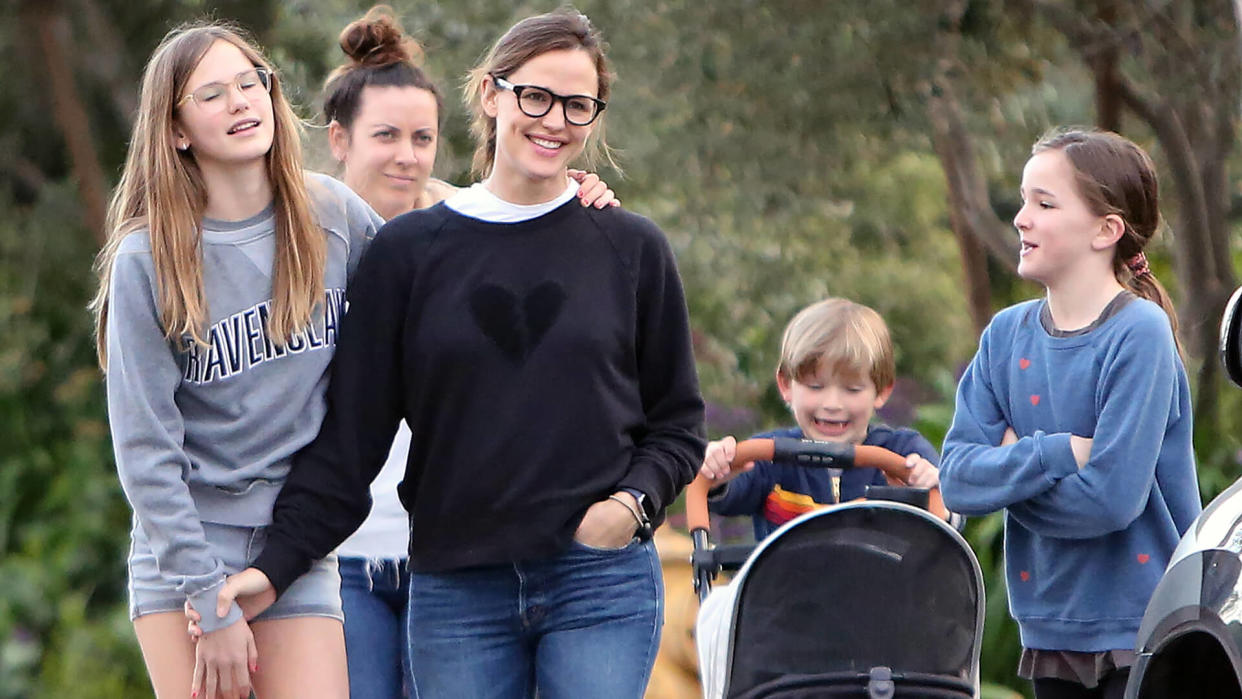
684,438,985,698
1121,286,1242,698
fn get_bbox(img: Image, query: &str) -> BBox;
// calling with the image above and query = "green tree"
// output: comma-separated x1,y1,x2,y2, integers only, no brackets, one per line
4,1,1242,696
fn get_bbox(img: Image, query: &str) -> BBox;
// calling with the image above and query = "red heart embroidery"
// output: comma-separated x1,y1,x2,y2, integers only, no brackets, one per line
1019,358,1031,369
1030,395,1041,406
1137,554,1150,564
1019,571,1031,582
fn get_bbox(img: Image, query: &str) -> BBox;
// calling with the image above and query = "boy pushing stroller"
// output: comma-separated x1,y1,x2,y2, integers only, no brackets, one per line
694,298,974,697
698,298,949,536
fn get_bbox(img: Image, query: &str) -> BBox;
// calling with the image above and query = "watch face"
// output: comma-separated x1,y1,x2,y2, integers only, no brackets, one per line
624,489,649,519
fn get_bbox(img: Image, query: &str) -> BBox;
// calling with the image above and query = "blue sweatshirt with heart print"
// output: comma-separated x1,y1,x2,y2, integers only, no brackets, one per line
939,297,1201,652
254,197,706,593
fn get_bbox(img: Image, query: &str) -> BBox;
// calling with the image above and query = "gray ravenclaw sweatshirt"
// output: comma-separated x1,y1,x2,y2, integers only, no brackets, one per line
105,172,381,632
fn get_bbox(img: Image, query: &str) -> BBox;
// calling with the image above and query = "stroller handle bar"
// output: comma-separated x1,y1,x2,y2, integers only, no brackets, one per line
684,437,949,534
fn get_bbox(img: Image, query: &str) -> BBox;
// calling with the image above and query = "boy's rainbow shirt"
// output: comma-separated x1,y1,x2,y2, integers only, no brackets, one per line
762,481,840,526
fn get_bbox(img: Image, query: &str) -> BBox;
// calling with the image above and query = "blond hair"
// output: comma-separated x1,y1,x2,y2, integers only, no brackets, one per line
777,298,896,392
464,7,618,179
91,22,324,368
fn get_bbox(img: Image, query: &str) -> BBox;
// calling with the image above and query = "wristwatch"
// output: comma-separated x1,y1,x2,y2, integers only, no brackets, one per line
621,487,647,514
619,487,653,539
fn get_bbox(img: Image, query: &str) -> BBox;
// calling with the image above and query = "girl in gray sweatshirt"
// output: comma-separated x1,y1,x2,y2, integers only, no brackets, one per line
92,22,379,699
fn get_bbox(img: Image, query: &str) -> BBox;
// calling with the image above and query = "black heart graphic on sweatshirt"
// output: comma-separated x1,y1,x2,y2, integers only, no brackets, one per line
469,282,566,363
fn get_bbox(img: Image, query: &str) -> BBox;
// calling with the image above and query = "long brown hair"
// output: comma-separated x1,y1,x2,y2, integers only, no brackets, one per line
464,7,618,178
1033,128,1183,356
91,22,324,368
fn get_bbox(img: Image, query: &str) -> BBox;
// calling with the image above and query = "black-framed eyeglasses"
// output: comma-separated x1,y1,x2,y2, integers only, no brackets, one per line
178,68,272,113
492,76,606,126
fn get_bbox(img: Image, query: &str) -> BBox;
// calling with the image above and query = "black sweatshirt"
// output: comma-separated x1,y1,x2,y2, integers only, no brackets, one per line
254,200,706,593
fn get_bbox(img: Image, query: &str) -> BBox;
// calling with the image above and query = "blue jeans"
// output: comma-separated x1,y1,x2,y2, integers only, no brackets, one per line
407,538,663,699
339,556,413,699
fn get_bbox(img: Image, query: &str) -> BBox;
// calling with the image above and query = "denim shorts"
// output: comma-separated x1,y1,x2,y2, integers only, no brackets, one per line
127,520,343,623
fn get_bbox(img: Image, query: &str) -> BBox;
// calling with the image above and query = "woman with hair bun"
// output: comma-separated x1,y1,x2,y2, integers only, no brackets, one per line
324,5,617,221
316,10,441,697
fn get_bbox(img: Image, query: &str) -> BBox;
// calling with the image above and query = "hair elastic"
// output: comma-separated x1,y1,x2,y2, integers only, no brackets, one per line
1127,252,1151,278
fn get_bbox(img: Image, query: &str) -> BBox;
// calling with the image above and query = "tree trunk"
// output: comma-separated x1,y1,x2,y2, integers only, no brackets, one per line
921,3,1019,333
1093,0,1123,131
952,219,992,339
23,0,108,243
925,75,1006,336
73,0,138,124
1114,80,1231,427
1035,0,1238,375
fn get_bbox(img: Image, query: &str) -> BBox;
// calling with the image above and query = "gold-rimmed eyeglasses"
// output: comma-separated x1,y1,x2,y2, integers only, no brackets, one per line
177,68,272,113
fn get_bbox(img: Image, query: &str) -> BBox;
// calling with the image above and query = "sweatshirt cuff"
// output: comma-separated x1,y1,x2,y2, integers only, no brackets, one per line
1035,431,1078,481
618,471,666,517
188,582,243,634
251,537,313,598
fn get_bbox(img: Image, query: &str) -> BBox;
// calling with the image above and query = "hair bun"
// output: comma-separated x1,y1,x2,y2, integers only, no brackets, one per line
338,5,423,68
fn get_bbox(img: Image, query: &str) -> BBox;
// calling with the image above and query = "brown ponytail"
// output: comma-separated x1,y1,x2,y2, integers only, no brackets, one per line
1033,128,1183,359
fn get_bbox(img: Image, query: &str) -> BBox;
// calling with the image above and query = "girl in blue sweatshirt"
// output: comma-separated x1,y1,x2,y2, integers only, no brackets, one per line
939,129,1201,699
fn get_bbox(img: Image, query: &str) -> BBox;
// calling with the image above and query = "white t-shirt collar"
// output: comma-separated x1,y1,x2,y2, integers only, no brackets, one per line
445,178,579,223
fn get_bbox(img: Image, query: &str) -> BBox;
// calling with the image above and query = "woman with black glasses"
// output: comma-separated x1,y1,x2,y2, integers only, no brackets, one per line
210,8,706,698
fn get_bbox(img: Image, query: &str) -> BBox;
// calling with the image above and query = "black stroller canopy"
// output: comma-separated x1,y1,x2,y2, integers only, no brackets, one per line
725,505,982,698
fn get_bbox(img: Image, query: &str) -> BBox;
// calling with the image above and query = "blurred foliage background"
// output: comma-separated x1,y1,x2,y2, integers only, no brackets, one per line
4,0,1242,696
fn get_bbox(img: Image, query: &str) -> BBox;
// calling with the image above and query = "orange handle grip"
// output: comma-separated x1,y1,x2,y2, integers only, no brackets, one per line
686,440,773,534
685,439,949,534
856,445,949,522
